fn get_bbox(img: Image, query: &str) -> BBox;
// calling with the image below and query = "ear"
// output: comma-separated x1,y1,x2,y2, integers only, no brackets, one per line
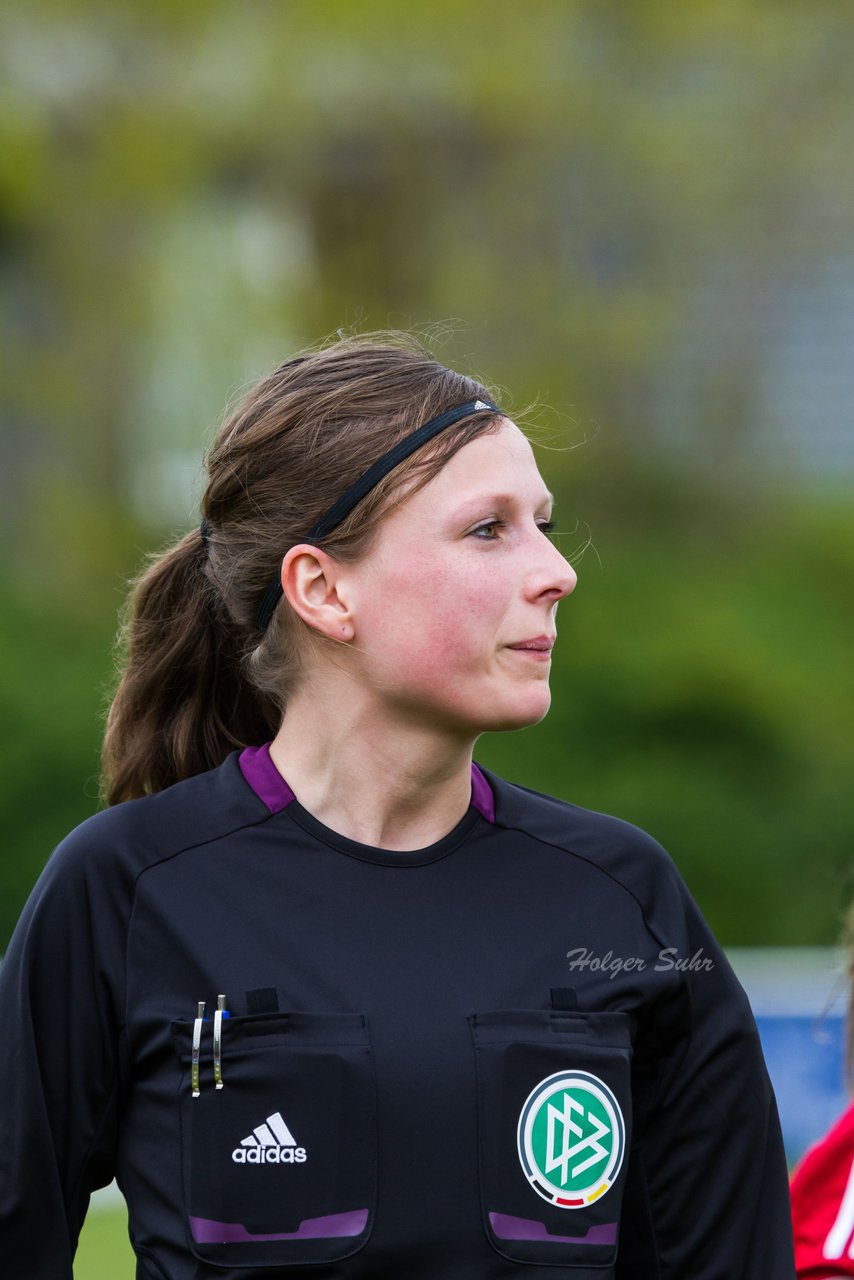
278,544,354,641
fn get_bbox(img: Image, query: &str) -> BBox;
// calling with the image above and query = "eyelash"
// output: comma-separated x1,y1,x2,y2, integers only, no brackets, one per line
471,519,557,541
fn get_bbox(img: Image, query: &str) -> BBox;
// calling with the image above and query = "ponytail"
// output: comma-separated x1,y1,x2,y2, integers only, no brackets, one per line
100,527,279,806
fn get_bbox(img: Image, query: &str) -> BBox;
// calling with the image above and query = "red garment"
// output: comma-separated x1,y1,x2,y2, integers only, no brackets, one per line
791,1101,854,1279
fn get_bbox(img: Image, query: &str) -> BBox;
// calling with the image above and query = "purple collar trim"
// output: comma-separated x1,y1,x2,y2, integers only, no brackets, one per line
238,741,495,824
470,758,495,823
238,742,297,814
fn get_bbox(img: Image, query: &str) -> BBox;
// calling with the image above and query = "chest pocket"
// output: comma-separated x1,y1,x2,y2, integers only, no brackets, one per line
468,1009,633,1271
170,1010,377,1270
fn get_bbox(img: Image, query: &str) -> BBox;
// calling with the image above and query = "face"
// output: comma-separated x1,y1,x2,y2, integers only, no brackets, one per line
334,418,578,736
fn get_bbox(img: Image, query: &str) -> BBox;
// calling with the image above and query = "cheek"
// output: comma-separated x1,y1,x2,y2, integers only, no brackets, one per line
363,558,503,682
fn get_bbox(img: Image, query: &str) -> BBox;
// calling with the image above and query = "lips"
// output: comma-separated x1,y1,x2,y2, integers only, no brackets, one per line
508,636,555,651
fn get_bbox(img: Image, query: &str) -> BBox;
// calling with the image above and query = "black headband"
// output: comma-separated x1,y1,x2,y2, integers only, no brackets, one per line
245,397,501,633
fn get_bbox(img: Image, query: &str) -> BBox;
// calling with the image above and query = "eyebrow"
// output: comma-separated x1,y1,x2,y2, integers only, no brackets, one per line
454,490,555,515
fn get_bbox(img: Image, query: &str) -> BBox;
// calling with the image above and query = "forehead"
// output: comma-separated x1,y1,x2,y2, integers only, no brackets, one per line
413,419,550,508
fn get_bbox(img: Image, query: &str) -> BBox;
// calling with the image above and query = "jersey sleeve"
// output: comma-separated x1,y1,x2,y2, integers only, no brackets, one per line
0,819,130,1278
789,1101,854,1279
620,851,796,1279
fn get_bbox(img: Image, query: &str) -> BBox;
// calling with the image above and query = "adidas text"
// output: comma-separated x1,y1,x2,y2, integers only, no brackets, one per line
232,1145,307,1164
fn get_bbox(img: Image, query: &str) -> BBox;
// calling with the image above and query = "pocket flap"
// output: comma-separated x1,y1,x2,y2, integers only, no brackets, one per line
469,1008,633,1269
171,1009,377,1269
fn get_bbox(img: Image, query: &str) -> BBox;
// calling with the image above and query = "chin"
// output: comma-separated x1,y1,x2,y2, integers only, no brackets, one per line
480,692,552,733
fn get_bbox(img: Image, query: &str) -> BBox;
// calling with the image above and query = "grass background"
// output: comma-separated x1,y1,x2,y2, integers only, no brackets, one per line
75,1206,134,1277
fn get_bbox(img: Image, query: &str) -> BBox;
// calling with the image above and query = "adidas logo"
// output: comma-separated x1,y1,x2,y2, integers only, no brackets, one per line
231,1111,308,1164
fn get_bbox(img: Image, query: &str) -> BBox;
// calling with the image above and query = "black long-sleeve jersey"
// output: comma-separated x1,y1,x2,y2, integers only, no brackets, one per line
0,743,795,1279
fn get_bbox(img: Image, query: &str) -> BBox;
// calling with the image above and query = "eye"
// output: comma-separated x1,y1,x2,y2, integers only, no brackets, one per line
470,519,557,541
470,519,506,540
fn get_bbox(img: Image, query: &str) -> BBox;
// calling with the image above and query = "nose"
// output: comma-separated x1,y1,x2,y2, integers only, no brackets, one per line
524,531,577,608
553,555,577,601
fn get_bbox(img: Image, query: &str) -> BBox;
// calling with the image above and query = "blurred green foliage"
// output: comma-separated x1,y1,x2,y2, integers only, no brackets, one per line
1,480,851,949
1,1,852,949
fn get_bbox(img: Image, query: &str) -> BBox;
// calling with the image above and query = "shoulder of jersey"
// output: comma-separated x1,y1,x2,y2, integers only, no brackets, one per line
42,750,256,884
484,765,683,900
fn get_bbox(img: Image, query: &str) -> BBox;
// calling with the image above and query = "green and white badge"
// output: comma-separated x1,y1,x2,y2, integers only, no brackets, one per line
517,1069,625,1208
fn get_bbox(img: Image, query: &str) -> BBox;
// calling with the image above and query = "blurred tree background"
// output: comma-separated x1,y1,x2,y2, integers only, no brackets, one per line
1,0,852,949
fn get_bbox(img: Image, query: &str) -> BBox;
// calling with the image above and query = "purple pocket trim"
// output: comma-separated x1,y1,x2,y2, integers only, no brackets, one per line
189,1207,369,1243
489,1212,617,1245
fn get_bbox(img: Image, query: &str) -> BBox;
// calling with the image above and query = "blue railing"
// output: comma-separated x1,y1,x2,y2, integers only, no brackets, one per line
727,947,850,1167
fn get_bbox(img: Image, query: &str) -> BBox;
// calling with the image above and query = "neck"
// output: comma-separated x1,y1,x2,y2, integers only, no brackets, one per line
268,684,477,852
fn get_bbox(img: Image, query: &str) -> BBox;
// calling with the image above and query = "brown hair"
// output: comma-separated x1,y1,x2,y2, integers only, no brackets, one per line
100,330,502,805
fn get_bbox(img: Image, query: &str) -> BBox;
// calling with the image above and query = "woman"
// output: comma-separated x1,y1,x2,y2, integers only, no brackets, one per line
790,901,854,1276
0,331,794,1277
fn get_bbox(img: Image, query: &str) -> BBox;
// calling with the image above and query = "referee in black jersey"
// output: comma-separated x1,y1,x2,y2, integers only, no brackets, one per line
0,331,795,1278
